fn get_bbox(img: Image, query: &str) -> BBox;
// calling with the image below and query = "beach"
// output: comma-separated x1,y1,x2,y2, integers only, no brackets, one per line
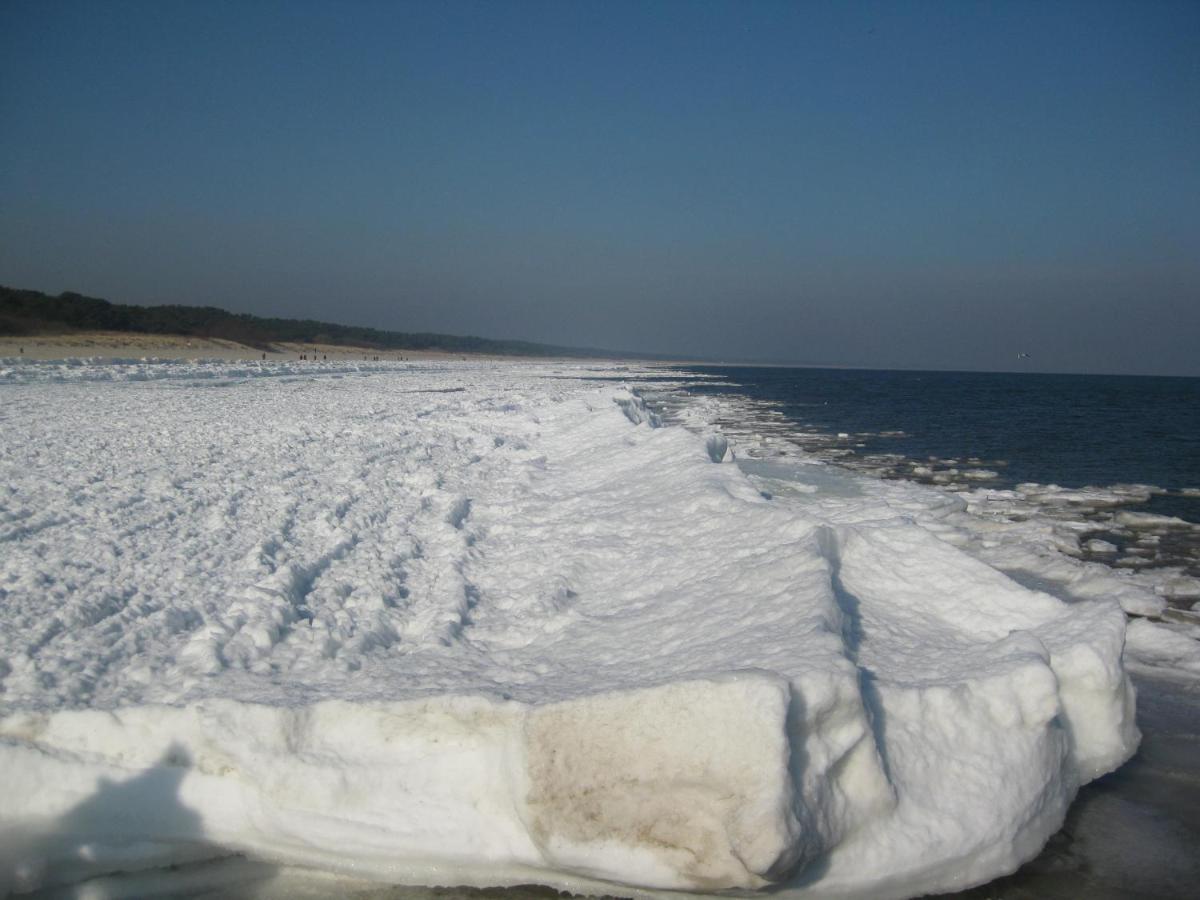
4,0,1195,893
0,332,557,363
2,356,1178,897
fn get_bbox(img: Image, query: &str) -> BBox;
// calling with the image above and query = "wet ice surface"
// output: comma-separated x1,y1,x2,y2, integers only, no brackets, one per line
0,358,1189,898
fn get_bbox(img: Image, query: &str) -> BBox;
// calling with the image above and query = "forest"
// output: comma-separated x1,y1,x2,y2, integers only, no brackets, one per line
0,284,659,359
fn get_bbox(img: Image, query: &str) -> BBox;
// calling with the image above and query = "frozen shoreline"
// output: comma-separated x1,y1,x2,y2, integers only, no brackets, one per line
641,373,1200,897
646,375,1200,656
0,359,1159,896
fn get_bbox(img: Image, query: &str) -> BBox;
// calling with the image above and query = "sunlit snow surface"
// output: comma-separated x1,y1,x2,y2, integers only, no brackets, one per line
0,358,1179,897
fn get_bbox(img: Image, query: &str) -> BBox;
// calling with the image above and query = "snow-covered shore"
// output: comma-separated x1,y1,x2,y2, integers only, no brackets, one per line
0,359,1150,896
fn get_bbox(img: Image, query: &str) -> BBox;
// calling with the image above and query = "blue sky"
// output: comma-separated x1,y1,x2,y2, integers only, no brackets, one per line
2,0,1197,373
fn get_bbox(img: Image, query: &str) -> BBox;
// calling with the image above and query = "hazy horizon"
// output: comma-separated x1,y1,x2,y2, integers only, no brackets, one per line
2,1,1197,376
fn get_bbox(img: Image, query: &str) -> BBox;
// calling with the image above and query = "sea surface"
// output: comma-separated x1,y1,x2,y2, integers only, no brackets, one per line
669,365,1200,575
671,366,1200,493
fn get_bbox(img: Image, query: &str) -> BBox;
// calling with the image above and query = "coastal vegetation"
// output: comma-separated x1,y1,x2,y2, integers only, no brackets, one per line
0,284,658,359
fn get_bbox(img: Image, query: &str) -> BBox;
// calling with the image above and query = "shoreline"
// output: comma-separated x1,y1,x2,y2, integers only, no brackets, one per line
651,368,1200,597
646,373,1200,898
0,331,649,365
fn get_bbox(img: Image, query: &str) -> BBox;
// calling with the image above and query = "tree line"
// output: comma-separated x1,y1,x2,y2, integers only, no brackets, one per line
0,284,664,359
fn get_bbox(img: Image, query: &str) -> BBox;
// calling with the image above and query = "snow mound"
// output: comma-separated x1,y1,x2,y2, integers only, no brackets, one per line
0,361,1140,897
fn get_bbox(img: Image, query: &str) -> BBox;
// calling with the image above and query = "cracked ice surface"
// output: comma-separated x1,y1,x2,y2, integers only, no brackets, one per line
0,360,1137,897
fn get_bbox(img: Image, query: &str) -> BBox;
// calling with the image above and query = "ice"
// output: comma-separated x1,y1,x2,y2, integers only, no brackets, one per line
962,468,999,480
657,388,1200,596
0,360,1142,896
1125,620,1200,676
652,380,1200,656
705,432,732,463
1016,483,1166,508
0,678,806,893
1113,510,1191,529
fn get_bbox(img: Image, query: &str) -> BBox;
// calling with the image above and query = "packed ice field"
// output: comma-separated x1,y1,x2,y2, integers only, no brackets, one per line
1,357,1198,898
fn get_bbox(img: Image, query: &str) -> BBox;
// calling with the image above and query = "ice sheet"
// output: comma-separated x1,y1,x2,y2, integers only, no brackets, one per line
0,360,1141,897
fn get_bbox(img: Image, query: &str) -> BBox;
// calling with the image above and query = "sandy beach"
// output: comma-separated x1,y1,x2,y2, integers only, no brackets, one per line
0,331,563,363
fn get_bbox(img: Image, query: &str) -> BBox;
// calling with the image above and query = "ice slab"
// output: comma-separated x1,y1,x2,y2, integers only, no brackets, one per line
0,674,810,893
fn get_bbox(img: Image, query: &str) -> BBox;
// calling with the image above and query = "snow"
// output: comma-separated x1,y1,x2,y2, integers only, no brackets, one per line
1124,620,1200,676
0,359,1148,897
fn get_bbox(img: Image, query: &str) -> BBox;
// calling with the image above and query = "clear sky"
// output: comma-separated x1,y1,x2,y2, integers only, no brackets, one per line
2,0,1197,374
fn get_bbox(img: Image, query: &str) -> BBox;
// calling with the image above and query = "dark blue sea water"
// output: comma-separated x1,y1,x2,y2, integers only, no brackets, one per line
674,366,1200,521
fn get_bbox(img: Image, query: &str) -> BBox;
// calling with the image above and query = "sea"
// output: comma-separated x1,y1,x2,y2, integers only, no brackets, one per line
669,366,1200,493
667,365,1200,577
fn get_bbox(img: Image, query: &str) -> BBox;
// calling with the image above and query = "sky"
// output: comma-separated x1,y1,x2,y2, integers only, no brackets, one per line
1,0,1197,375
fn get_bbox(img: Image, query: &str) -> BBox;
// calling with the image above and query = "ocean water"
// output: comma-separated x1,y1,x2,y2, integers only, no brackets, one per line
669,366,1200,576
671,366,1200,494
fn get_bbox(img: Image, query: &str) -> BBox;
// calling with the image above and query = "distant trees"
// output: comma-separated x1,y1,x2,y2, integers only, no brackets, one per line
0,284,659,360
